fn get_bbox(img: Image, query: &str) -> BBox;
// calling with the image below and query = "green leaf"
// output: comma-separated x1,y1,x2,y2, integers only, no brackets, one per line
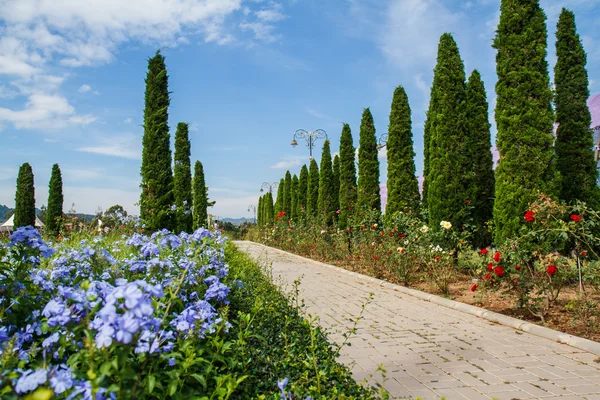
148,375,156,393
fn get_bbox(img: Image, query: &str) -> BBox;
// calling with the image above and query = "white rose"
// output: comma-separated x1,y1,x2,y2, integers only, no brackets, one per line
421,225,429,233
440,221,452,230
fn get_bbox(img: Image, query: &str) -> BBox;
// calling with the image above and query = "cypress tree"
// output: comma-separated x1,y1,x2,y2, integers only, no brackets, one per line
422,77,441,209
555,9,598,206
260,196,265,226
357,108,381,212
307,159,320,218
140,50,175,232
46,163,63,235
466,70,495,246
283,171,292,215
332,155,340,213
427,33,468,230
14,162,35,228
297,165,309,220
385,86,420,217
193,161,208,229
173,122,193,233
266,192,275,225
291,174,299,221
274,178,285,216
339,124,357,229
493,0,557,244
318,140,336,225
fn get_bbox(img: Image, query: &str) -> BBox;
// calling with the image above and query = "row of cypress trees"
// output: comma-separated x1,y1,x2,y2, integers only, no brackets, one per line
13,163,63,235
140,50,211,233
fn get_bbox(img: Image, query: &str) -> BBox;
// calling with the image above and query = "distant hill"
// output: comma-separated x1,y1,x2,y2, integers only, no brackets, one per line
219,217,254,226
0,205,95,224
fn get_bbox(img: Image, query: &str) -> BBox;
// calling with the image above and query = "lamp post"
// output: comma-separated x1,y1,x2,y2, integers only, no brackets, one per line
260,182,279,193
247,204,257,223
377,134,388,150
291,129,327,161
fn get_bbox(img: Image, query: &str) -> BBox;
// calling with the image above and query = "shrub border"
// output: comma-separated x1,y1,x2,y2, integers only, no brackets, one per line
236,240,600,356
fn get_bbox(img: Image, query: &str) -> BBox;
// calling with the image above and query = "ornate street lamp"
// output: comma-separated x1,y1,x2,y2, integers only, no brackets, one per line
260,182,279,193
377,134,388,150
247,204,257,223
291,129,327,161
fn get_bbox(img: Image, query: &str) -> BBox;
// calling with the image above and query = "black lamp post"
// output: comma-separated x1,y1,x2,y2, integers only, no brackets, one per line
377,134,388,150
260,182,279,193
247,204,257,223
291,129,327,161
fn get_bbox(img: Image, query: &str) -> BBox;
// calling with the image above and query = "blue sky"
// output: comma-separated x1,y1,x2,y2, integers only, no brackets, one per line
1,0,599,219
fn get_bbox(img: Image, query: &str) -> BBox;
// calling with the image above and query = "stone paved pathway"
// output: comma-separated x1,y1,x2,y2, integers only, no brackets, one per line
235,241,600,400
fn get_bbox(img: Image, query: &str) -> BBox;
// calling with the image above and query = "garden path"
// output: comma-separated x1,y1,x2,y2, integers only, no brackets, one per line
235,241,600,400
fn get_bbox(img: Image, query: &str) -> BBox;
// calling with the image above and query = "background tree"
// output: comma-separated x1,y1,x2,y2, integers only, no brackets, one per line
193,161,208,229
46,163,63,235
283,171,292,215
265,192,274,225
332,154,340,213
357,108,381,212
422,73,441,209
257,195,263,226
465,70,495,246
554,8,598,206
173,122,193,233
307,159,320,218
14,162,35,228
274,178,285,216
427,33,468,230
291,174,299,221
297,165,309,221
318,140,336,225
140,50,175,232
339,124,357,229
385,86,420,217
493,0,557,244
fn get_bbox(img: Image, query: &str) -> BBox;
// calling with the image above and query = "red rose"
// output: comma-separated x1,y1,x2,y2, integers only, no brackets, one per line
484,273,491,281
493,252,501,262
471,284,478,292
465,199,470,203
399,233,406,238
515,265,522,271
581,251,588,257
570,214,582,222
494,266,505,277
480,248,489,256
374,256,379,261
524,210,535,222
546,265,557,275
487,263,493,271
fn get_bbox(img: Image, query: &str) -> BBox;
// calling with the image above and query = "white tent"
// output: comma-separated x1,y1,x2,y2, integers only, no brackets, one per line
0,214,45,232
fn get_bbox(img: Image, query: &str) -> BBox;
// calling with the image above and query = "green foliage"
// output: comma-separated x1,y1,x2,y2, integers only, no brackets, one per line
422,67,441,210
307,159,319,218
318,140,336,226
332,155,340,212
297,165,309,222
258,195,263,226
264,192,274,225
283,170,292,215
338,124,357,230
465,71,495,247
140,50,175,232
427,33,468,230
14,162,35,228
46,163,63,235
193,161,208,229
274,178,285,216
554,8,598,207
385,86,420,217
493,0,557,244
357,108,380,213
173,122,193,233
291,174,299,222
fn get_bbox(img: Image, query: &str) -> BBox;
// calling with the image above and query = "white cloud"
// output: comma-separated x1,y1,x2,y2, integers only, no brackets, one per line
239,21,280,43
0,93,96,130
77,134,141,159
124,117,133,124
208,195,260,219
255,5,286,22
269,156,303,169
78,84,92,93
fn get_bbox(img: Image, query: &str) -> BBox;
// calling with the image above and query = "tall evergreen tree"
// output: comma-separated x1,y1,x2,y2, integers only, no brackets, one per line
493,0,557,244
427,33,468,229
357,108,381,212
14,162,35,228
291,174,299,221
339,124,357,229
386,86,420,217
46,163,63,235
283,171,292,215
274,178,285,216
422,74,441,209
265,192,274,225
193,161,208,229
307,159,320,218
257,195,263,226
555,8,598,206
140,50,175,232
318,140,336,225
297,165,309,220
332,155,340,213
173,122,193,233
466,70,495,246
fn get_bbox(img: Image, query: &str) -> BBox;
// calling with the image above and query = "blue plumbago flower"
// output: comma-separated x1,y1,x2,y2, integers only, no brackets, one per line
171,300,216,337
49,364,75,394
140,243,160,258
204,276,230,304
170,204,177,211
278,377,289,399
168,358,176,366
15,368,47,394
42,298,72,327
42,332,60,348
